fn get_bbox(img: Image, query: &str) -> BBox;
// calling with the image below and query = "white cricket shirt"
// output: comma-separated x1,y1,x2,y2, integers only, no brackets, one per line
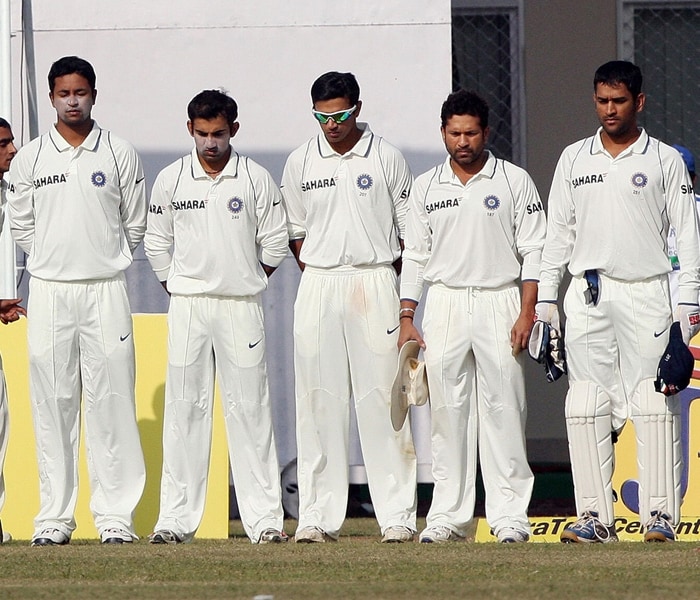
401,152,546,301
280,123,412,268
145,147,288,296
539,128,700,304
7,122,146,281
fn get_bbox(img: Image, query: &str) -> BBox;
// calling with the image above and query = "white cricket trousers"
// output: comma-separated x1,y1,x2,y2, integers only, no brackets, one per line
0,354,8,512
27,276,145,538
422,283,533,537
563,273,681,524
294,265,417,538
154,294,284,543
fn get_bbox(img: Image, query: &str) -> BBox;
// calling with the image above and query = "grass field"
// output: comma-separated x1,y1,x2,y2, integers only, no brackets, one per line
1,518,700,599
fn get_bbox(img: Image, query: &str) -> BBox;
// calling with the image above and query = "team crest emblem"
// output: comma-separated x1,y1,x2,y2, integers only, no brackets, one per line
227,197,244,214
91,171,107,187
631,172,648,188
357,174,373,191
484,195,500,211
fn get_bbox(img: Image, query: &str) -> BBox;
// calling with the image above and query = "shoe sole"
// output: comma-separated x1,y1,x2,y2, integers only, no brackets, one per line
644,533,674,542
102,538,133,544
560,532,618,544
31,539,69,546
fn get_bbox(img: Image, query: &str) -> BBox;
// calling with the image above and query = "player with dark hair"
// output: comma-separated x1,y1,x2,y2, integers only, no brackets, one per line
281,71,418,543
145,89,288,544
7,55,147,546
536,60,700,543
399,89,545,543
0,118,24,544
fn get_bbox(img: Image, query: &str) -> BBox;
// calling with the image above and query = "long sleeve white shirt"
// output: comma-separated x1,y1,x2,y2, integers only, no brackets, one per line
144,148,288,296
539,128,700,304
401,153,546,301
280,123,412,269
7,122,147,281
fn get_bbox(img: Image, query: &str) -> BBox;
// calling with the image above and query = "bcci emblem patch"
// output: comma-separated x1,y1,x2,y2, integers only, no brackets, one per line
356,173,373,191
227,197,244,214
631,172,648,188
483,195,500,211
91,171,107,188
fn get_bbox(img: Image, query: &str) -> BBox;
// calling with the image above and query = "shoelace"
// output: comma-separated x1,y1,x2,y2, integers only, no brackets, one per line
644,513,673,533
577,512,613,542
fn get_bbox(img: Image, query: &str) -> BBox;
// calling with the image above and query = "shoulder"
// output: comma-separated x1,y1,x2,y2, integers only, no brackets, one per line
286,138,316,163
372,134,408,163
238,154,275,180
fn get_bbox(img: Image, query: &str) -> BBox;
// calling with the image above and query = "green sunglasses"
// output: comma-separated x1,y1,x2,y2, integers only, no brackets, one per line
312,105,357,124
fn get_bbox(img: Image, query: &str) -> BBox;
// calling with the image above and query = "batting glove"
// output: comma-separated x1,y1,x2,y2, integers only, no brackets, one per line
674,302,700,345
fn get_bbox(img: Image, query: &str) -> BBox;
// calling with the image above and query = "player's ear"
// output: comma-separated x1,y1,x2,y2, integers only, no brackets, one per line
230,122,240,138
355,100,362,118
92,88,97,104
187,120,194,137
635,92,645,113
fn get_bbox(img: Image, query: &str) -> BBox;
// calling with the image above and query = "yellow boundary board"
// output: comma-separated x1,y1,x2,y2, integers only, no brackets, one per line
0,314,228,540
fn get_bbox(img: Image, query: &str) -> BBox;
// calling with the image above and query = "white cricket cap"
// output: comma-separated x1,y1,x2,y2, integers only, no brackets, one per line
390,340,429,431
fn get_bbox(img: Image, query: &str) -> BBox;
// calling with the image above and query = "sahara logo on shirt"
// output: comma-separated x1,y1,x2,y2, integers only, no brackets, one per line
172,199,208,211
301,178,336,192
483,195,500,211
356,173,373,191
227,197,244,214
33,173,67,189
631,172,648,188
91,171,107,188
426,197,460,214
572,173,605,188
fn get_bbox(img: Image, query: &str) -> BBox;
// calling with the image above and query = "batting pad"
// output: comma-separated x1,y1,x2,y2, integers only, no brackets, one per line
565,381,615,525
631,380,682,524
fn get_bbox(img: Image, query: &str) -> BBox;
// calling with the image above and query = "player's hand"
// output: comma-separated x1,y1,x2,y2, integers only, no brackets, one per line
511,308,535,356
534,301,560,329
674,302,700,345
0,298,27,325
398,318,425,350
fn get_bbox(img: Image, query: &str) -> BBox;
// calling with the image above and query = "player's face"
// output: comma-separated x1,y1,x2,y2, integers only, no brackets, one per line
313,97,362,150
50,73,96,127
594,82,644,140
188,116,238,165
0,126,17,177
441,113,489,169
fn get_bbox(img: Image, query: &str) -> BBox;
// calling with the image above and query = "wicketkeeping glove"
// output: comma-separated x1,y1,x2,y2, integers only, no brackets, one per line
529,302,567,382
674,302,700,345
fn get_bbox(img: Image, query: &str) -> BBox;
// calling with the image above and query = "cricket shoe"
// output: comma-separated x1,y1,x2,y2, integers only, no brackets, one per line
294,526,335,543
644,511,676,542
381,525,414,543
497,527,529,543
560,511,618,543
149,529,184,544
258,528,289,544
419,525,464,543
31,528,70,546
101,527,134,544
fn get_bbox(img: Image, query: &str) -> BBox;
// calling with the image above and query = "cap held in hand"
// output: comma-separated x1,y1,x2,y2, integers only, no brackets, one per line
655,321,695,396
391,340,429,431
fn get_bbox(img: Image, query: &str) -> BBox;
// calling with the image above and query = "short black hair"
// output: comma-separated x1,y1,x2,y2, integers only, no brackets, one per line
311,72,360,106
48,56,96,92
0,117,10,130
440,89,489,128
187,89,238,124
594,61,643,98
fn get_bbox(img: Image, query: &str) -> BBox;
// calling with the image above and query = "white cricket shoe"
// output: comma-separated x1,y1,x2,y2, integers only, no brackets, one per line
497,527,529,543
149,529,184,544
381,526,414,543
419,525,464,543
101,527,135,544
31,528,70,546
258,528,289,544
294,526,334,543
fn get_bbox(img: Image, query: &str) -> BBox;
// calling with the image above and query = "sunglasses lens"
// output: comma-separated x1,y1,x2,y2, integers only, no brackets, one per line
313,112,330,124
312,106,355,124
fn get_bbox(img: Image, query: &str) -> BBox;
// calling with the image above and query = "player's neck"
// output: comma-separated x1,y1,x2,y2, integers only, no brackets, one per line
450,152,487,185
55,119,94,148
600,127,641,158
198,147,231,177
327,126,363,156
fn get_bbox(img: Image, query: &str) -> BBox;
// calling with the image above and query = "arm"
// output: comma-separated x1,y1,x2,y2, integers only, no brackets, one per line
143,169,175,288
280,149,308,272
252,160,289,278
7,146,36,255
289,238,305,271
511,280,538,354
114,136,148,253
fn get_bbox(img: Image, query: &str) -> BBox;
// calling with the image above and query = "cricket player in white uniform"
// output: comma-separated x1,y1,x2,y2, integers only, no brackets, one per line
7,56,146,546
145,90,289,545
281,71,417,543
537,61,700,543
0,118,24,544
399,90,545,544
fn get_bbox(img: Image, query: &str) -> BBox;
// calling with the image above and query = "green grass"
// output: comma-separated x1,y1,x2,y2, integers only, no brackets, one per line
1,519,699,599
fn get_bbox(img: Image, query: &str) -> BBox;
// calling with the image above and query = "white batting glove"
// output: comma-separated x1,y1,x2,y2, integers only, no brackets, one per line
534,301,561,331
674,303,700,345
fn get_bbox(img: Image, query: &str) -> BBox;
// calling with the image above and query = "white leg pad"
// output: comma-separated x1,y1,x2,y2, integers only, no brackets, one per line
565,381,615,525
630,379,682,524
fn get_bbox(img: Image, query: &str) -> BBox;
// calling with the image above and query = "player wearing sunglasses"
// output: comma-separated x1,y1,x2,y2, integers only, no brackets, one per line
281,71,417,544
